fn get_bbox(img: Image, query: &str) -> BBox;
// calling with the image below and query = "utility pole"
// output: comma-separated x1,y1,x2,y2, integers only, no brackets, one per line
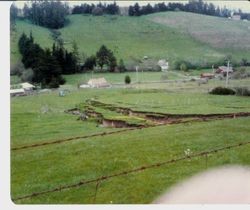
226,60,229,87
136,66,139,83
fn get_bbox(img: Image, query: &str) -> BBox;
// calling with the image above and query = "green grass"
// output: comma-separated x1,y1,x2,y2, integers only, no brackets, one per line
11,12,250,68
63,71,184,85
149,12,250,51
10,11,250,204
11,85,250,203
12,116,250,203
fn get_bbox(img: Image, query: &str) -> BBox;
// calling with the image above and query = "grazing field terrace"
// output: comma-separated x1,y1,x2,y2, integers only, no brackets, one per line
11,76,250,203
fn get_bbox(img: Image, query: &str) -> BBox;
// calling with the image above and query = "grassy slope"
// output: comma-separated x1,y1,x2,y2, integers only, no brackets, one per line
148,11,250,60
10,19,53,67
58,14,221,66
11,12,250,68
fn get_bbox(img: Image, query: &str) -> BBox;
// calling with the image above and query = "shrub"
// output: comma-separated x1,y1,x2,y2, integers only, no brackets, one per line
118,59,126,72
21,68,34,82
125,75,131,84
209,86,235,95
10,62,25,76
234,87,250,96
180,63,188,71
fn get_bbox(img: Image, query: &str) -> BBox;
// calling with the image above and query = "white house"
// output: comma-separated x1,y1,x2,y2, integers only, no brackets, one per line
158,59,169,71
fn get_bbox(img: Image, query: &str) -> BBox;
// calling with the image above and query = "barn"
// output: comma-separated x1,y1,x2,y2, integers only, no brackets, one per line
87,78,111,88
216,66,233,74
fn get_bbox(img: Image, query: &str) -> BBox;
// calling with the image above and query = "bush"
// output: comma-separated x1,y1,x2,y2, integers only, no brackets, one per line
234,87,250,96
10,62,25,76
21,68,34,82
209,86,235,95
180,63,188,71
125,75,131,84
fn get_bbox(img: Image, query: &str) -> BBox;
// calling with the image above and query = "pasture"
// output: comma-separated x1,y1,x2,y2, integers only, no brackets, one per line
11,73,250,204
11,12,250,68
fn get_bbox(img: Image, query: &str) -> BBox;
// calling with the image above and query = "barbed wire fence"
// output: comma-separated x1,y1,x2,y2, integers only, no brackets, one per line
12,140,250,203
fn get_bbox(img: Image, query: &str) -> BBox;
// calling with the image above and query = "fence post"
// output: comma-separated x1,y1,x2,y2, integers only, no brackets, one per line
93,180,101,204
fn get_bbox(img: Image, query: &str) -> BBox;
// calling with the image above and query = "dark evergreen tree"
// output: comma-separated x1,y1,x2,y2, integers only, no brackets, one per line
83,55,96,70
96,45,111,70
18,33,65,87
10,4,19,24
128,6,135,16
23,0,69,29
118,59,126,72
134,3,141,16
106,2,119,15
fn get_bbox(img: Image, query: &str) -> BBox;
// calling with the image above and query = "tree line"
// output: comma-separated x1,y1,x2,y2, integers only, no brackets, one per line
72,2,119,16
128,1,232,18
11,0,69,29
16,32,126,87
10,0,250,30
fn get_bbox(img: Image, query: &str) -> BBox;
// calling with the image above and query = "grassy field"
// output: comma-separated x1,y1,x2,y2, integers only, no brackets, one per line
11,12,250,68
149,12,250,51
11,77,250,203
10,11,250,204
62,71,187,85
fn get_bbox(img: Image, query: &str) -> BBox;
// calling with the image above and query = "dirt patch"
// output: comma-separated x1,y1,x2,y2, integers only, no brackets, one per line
102,118,142,128
88,100,250,124
65,107,142,128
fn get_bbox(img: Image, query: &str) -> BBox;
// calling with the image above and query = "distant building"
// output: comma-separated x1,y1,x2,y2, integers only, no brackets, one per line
87,78,111,88
21,82,35,91
216,66,233,75
10,82,35,96
232,14,241,21
158,59,169,71
10,88,25,97
200,73,215,79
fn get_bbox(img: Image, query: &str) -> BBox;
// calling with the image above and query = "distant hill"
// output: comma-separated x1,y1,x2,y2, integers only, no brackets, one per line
10,12,250,69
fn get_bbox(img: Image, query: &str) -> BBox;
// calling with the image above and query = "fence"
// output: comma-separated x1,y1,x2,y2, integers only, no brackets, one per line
12,140,250,202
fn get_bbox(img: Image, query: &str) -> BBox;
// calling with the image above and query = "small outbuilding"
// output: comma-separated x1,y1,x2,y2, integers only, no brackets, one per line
10,88,25,97
158,59,169,71
87,78,111,88
216,66,233,74
200,73,215,79
21,82,35,91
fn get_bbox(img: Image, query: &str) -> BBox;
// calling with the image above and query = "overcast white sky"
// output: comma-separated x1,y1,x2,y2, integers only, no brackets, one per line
14,1,250,13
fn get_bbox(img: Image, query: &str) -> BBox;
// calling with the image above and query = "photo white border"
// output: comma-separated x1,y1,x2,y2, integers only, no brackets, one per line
1,1,250,210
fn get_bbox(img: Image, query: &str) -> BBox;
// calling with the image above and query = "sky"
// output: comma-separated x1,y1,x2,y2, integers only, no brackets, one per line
14,1,250,13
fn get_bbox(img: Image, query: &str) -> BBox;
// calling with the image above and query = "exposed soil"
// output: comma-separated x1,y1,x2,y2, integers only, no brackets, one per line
87,99,250,125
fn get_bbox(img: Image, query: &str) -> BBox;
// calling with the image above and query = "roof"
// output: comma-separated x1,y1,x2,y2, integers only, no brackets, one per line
21,82,35,89
218,66,233,72
158,59,168,66
87,78,110,87
10,88,25,94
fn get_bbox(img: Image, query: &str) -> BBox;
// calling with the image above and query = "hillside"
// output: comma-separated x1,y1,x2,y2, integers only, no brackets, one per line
148,12,250,50
10,12,250,69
